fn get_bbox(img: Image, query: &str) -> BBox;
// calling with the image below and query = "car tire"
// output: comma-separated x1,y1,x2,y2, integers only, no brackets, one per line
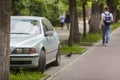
52,46,61,66
37,50,46,73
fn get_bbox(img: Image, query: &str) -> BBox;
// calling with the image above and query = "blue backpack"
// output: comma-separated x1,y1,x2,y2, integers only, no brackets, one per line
104,13,112,26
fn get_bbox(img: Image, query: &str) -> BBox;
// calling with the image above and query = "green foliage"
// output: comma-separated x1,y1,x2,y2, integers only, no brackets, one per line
80,33,101,46
11,0,60,26
45,1,60,26
11,0,31,15
29,0,46,16
116,10,120,20
10,70,45,80
87,2,92,7
81,33,101,42
110,22,120,31
59,0,68,4
113,0,120,7
58,1,68,13
60,44,85,55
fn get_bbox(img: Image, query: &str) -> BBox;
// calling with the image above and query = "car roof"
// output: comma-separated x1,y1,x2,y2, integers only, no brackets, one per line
11,16,46,20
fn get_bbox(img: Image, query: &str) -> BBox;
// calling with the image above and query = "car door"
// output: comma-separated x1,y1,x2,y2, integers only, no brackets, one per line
42,19,56,62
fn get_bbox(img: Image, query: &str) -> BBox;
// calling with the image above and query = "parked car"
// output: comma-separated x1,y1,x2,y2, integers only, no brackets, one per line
10,16,61,73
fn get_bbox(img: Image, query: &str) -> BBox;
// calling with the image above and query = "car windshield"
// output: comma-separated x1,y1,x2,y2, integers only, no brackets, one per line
11,19,41,35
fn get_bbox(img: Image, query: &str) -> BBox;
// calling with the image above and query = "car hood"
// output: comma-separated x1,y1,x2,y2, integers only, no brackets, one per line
10,34,42,47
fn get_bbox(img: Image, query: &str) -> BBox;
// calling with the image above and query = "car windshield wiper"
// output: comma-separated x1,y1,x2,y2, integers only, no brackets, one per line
11,33,29,34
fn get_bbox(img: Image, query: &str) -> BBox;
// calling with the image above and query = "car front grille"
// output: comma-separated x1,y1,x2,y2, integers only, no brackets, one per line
10,61,32,65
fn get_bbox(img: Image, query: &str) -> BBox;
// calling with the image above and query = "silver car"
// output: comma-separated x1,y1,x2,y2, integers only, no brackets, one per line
10,16,61,72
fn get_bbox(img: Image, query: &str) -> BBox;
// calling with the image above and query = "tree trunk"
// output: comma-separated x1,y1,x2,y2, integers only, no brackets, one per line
106,0,117,22
83,2,86,38
100,3,104,14
0,0,10,80
68,0,80,46
89,2,101,33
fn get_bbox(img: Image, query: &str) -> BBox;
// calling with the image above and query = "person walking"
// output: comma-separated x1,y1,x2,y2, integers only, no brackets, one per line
59,13,65,30
99,6,113,47
65,12,70,30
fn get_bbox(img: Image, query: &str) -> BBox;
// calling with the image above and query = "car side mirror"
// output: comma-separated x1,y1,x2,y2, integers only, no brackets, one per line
45,31,53,36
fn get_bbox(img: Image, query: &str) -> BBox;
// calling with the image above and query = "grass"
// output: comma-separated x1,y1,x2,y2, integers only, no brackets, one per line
80,33,101,46
111,22,120,31
60,44,85,55
10,69,45,80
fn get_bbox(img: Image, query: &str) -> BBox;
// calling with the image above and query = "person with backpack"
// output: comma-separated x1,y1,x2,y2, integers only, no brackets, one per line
99,6,113,47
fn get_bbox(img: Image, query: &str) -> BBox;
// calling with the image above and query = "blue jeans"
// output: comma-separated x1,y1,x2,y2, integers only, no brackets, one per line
102,25,110,44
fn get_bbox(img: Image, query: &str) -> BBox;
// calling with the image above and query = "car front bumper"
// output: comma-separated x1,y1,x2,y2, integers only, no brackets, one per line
10,54,40,68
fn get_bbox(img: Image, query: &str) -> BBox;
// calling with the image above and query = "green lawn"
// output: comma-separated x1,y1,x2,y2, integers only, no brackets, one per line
60,44,85,55
110,22,120,31
80,33,101,46
10,69,45,80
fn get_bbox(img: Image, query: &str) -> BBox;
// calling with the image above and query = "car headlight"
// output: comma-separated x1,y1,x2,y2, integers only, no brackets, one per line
12,48,36,54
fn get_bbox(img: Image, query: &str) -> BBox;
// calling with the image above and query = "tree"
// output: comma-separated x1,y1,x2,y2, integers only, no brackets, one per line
106,0,118,22
68,0,80,46
82,1,87,38
11,0,30,15
89,2,102,33
11,0,59,26
0,0,10,80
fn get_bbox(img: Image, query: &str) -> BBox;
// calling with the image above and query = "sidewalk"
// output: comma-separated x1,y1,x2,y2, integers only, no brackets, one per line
55,20,89,41
48,27,120,80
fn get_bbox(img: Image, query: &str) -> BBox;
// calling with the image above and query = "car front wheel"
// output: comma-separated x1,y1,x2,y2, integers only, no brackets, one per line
37,50,46,73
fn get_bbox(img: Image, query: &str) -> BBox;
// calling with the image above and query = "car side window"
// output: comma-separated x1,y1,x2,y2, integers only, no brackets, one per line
42,19,54,33
45,20,54,31
42,20,48,33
